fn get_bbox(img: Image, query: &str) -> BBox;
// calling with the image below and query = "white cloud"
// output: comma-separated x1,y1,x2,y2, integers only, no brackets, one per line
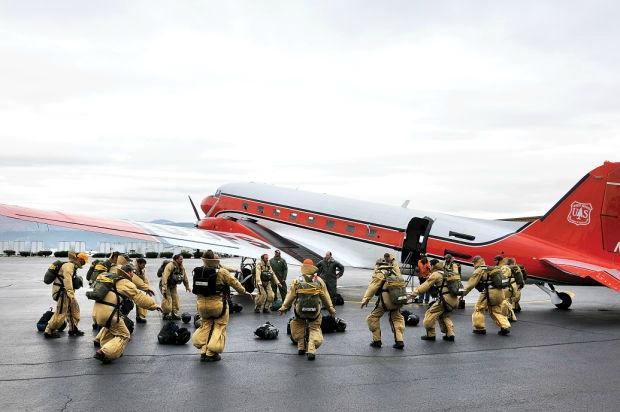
0,1,618,222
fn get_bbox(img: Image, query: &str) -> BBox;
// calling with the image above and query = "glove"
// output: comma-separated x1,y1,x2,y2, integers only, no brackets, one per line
360,299,369,309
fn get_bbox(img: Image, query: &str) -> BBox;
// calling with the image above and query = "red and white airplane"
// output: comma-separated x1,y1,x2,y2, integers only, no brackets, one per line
1,161,618,309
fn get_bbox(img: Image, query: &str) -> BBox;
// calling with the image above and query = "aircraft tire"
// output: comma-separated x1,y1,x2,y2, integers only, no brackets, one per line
554,292,572,310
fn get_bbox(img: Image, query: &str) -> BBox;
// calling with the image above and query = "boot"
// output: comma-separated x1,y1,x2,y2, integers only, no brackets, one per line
44,331,61,339
202,354,221,362
93,350,111,364
298,349,306,355
498,328,510,336
442,335,455,342
420,335,436,341
263,308,270,314
307,353,316,361
472,329,487,335
254,308,261,314
392,341,404,349
68,329,85,337
369,340,382,348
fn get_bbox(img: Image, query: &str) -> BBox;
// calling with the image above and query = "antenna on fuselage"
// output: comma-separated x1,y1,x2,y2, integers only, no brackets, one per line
401,200,410,208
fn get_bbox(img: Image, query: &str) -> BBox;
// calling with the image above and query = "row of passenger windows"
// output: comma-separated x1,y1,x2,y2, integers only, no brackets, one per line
241,202,377,237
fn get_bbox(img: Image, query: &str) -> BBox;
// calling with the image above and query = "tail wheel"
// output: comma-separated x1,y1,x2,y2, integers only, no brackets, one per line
555,292,572,310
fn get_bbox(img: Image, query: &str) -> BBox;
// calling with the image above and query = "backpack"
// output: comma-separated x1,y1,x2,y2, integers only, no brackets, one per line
332,293,344,306
254,321,279,339
442,266,463,297
157,260,170,278
86,259,112,283
295,277,322,319
192,266,219,296
381,268,408,307
36,309,67,332
510,265,525,288
86,273,122,302
43,260,65,284
157,322,191,345
485,266,504,289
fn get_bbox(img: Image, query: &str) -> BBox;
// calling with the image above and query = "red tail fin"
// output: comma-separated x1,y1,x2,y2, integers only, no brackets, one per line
525,161,620,260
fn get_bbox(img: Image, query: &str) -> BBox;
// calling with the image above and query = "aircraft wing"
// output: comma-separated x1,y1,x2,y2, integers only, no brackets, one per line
0,203,293,261
541,258,620,292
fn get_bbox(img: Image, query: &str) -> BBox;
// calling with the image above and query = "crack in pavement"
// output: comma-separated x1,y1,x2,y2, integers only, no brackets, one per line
0,371,146,383
60,393,72,412
2,336,619,367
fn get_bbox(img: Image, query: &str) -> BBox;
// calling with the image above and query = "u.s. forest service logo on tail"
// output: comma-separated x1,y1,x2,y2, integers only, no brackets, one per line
567,201,593,226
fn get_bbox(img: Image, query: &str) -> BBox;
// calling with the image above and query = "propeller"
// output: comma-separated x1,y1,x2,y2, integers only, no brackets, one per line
188,195,201,225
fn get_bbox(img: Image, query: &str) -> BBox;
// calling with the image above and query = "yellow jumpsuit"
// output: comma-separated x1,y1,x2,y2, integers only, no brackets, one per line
134,266,150,320
93,262,150,340
191,261,247,357
93,277,158,360
161,261,189,317
463,264,511,332
362,265,406,344
498,263,518,321
254,261,279,312
414,270,460,338
506,264,523,313
281,276,335,355
45,261,81,333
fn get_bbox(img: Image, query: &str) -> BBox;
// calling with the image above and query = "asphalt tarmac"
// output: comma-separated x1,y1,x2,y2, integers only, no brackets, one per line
1,257,619,411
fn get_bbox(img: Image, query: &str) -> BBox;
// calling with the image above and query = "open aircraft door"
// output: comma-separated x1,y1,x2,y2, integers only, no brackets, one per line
401,217,434,267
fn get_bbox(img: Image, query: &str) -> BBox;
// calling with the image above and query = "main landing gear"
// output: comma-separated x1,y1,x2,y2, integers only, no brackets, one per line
536,282,572,310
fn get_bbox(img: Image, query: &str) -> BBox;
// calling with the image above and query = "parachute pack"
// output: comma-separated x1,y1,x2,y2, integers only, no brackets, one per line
254,321,279,340
320,315,347,333
380,268,408,308
260,268,273,282
157,260,170,278
86,273,122,302
295,277,322,319
86,259,112,283
442,266,463,297
509,265,525,288
193,266,219,296
157,322,191,345
36,309,66,332
43,260,65,284
400,310,420,326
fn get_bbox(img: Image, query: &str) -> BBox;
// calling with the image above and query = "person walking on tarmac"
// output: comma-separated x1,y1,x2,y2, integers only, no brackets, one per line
161,254,191,320
92,264,161,364
134,258,151,323
278,259,336,360
411,260,461,341
254,254,282,313
269,250,288,302
317,251,344,300
506,257,526,313
495,255,517,322
44,252,89,339
361,254,407,349
462,255,511,336
192,250,254,362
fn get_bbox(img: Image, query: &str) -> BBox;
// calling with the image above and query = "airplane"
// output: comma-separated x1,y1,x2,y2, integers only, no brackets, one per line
0,161,618,310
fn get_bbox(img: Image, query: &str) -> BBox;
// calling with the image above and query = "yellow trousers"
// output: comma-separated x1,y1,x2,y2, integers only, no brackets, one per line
192,296,229,356
472,292,511,331
45,292,80,333
366,304,405,342
422,301,454,337
162,286,180,316
94,310,130,360
255,282,274,311
290,315,323,354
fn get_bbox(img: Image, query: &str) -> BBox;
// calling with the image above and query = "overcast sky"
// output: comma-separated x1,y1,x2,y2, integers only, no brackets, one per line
0,1,619,223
